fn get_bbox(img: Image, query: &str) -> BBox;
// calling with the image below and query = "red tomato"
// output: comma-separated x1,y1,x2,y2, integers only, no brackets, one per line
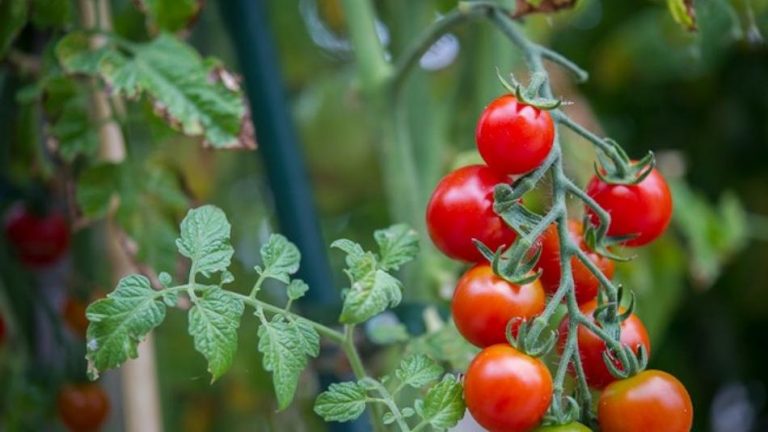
465,344,553,432
426,165,517,262
537,220,615,304
452,264,545,347
57,383,110,431
63,298,90,338
598,370,693,432
585,168,672,247
476,94,555,175
4,204,70,267
558,300,650,389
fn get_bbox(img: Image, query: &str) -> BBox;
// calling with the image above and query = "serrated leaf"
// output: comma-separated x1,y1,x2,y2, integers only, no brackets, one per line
259,234,300,283
188,288,244,382
136,0,202,32
98,34,251,149
395,355,444,389
0,0,27,59
258,315,319,410
314,381,368,422
85,275,166,379
176,205,233,278
375,224,419,271
331,239,366,261
340,269,402,324
287,279,309,301
421,376,465,429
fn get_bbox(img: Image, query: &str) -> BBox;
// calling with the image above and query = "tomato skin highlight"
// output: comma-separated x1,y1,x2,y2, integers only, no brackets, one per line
464,344,553,432
476,95,555,176
4,204,70,267
532,422,592,432
426,165,517,262
57,383,110,431
452,264,545,347
537,221,614,305
585,168,672,247
558,300,650,389
598,370,693,432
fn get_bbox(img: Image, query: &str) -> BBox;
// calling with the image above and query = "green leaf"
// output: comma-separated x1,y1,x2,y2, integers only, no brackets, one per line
56,32,109,75
77,164,119,219
330,239,365,261
257,315,319,410
420,376,465,430
0,0,27,59
98,34,253,149
176,205,234,278
314,381,368,422
667,0,697,31
51,97,99,161
31,0,72,28
135,0,202,32
85,275,166,380
395,355,444,389
287,279,309,301
258,234,300,283
375,224,419,271
188,288,244,382
340,268,402,324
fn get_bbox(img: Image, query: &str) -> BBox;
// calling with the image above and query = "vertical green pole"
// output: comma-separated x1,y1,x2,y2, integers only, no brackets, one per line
217,0,336,307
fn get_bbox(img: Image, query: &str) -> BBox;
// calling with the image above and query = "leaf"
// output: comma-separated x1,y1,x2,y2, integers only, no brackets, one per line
135,0,202,33
314,381,368,422
667,0,697,31
98,34,252,149
176,205,234,278
51,97,99,161
85,275,166,379
330,239,366,261
77,164,119,219
340,268,402,324
188,288,244,382
420,376,466,430
31,0,72,28
258,315,319,410
0,0,27,59
374,224,419,271
395,355,444,389
258,234,300,283
286,279,309,301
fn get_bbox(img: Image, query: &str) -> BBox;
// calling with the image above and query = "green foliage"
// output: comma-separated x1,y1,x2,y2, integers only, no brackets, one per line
56,32,252,149
135,0,202,33
188,288,244,382
394,354,444,389
334,225,419,324
418,376,465,430
255,234,301,284
177,205,234,278
30,0,72,28
314,382,369,422
0,0,27,58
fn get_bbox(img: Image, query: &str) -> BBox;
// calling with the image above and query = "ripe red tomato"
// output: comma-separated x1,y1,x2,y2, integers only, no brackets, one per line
4,204,70,267
585,168,672,247
598,370,693,432
426,165,517,262
452,264,545,347
537,220,614,304
63,298,90,338
533,423,592,432
476,94,555,175
464,344,553,432
57,383,110,431
558,300,650,389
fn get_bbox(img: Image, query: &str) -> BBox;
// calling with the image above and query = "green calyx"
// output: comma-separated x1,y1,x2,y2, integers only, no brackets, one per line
496,69,566,110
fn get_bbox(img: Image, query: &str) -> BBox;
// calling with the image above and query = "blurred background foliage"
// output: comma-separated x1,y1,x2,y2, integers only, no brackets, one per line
1,0,768,430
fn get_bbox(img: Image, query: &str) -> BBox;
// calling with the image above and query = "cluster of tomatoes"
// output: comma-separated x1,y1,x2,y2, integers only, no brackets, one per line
426,94,691,431
3,203,110,431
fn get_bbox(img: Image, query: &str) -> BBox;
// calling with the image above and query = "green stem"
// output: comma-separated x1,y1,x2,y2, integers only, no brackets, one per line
339,0,392,91
342,325,388,432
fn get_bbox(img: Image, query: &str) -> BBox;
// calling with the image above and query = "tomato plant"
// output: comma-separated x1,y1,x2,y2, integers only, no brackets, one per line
426,165,517,262
532,423,592,431
537,220,615,304
586,167,673,247
452,264,545,347
4,204,70,268
476,94,555,176
57,383,110,432
598,370,693,432
464,344,553,432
